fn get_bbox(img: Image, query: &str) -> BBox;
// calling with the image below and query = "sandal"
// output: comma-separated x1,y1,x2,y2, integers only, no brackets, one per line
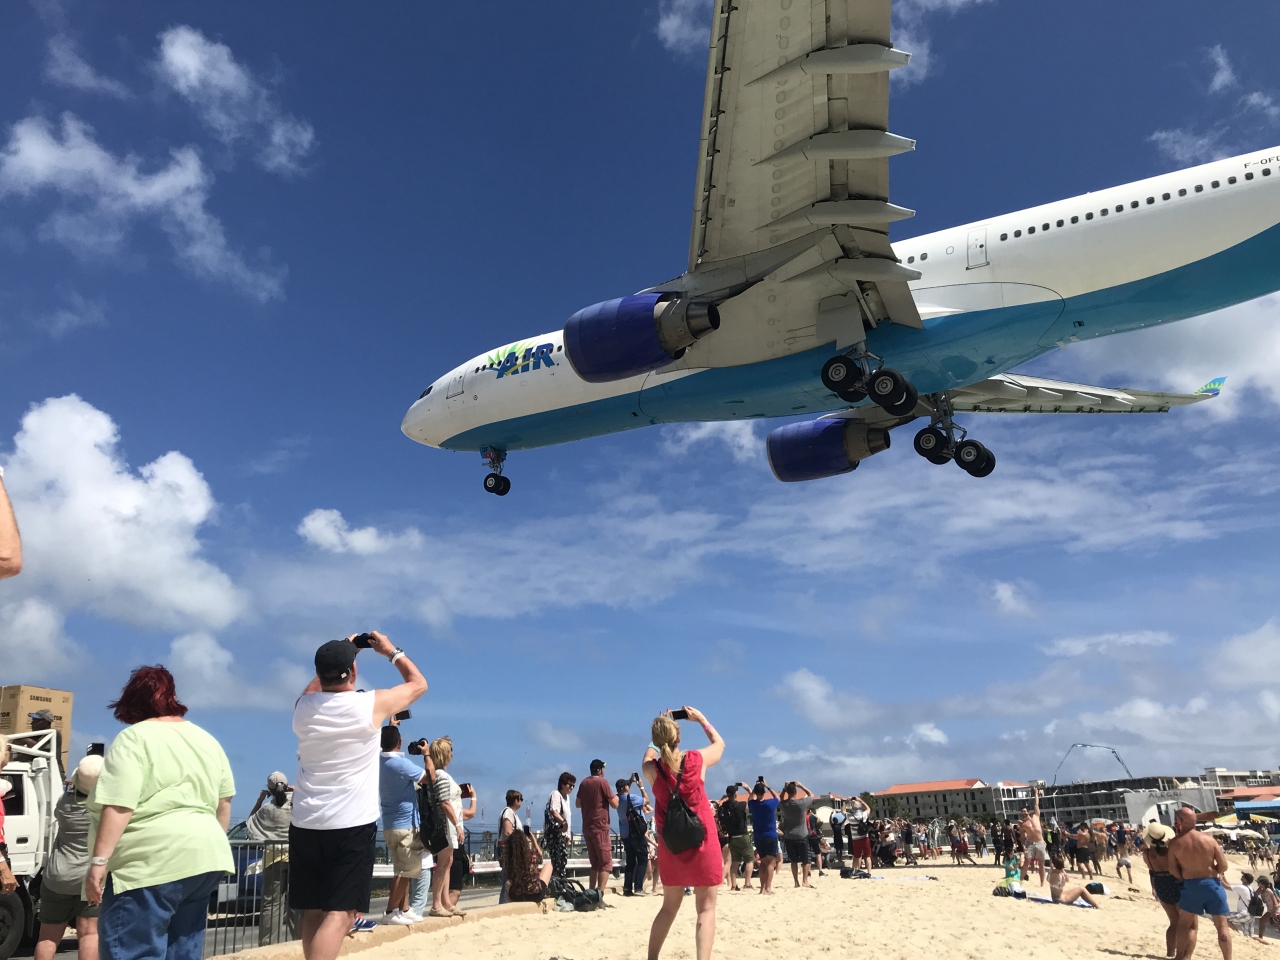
428,908,452,918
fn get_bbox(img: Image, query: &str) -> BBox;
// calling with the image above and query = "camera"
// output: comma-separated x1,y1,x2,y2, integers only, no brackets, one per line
406,738,428,756
352,633,376,649
670,708,689,721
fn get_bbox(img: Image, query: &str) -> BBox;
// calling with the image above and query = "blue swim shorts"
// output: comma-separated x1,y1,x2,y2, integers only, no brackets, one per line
1178,876,1230,916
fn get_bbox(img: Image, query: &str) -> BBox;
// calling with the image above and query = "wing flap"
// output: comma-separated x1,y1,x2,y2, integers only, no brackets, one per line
948,374,1223,414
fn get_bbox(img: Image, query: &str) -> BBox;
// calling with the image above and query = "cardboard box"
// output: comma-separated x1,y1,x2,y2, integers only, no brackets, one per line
0,685,73,772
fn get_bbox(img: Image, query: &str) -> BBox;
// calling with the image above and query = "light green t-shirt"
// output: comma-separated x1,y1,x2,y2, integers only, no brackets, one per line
89,720,235,893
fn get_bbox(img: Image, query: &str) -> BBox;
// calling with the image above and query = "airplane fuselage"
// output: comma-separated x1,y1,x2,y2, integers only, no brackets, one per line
403,148,1280,454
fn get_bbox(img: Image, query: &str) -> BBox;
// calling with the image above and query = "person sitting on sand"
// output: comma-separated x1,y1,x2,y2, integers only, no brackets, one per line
1049,856,1099,908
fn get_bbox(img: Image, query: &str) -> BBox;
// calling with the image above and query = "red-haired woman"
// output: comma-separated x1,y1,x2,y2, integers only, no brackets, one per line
85,665,235,960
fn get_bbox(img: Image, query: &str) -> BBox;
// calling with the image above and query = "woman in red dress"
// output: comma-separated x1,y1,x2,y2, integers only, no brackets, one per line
643,706,724,960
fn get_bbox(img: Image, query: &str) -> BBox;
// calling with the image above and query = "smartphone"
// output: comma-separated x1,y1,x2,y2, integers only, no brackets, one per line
756,775,765,783
460,783,473,798
352,633,375,649
671,708,689,721
87,743,106,757
394,709,412,721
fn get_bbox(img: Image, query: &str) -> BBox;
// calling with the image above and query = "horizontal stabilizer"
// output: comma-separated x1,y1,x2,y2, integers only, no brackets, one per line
947,373,1221,414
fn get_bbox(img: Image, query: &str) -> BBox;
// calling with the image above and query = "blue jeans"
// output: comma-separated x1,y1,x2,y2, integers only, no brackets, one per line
100,871,225,960
408,872,430,915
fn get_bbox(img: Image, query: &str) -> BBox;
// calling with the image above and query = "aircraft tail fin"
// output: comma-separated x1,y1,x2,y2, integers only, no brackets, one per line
1195,377,1226,398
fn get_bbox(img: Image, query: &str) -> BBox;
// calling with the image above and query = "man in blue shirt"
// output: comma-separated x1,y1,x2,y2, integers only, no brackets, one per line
615,775,651,897
379,724,432,923
748,779,781,894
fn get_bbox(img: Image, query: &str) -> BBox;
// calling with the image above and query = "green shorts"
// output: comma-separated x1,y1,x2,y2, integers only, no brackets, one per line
729,835,754,864
39,886,98,925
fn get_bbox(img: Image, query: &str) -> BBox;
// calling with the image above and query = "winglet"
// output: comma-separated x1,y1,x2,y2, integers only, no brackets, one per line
1195,377,1227,398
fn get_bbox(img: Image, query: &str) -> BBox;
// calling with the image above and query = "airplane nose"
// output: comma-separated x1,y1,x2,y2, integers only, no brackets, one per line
401,395,447,448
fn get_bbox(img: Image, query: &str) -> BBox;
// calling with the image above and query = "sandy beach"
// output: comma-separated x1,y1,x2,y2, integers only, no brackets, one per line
367,855,1275,960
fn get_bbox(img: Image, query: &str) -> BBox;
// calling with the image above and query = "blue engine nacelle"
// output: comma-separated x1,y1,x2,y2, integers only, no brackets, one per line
766,418,891,482
563,293,720,383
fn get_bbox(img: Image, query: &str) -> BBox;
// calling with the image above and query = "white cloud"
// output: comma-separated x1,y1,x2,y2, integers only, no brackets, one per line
1079,695,1210,745
1149,127,1232,166
155,26,315,175
39,291,105,339
1207,45,1238,94
525,720,585,752
776,669,879,732
167,632,309,711
892,0,993,87
661,421,759,464
44,36,130,99
992,580,1031,616
1042,630,1173,658
908,722,948,746
1261,690,1280,722
1,395,245,630
657,0,711,55
0,113,284,301
0,598,86,680
1241,91,1280,122
296,509,423,555
1207,618,1280,688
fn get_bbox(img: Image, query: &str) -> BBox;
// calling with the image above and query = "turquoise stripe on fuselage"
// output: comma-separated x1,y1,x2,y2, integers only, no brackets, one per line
441,220,1280,452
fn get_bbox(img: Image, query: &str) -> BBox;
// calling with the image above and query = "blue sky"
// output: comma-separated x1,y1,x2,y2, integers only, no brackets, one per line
2,1,1278,824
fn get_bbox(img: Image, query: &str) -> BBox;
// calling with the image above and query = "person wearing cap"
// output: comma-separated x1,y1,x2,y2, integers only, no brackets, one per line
290,632,427,960
247,772,300,945
35,755,104,960
14,709,62,776
0,464,21,579
576,759,618,895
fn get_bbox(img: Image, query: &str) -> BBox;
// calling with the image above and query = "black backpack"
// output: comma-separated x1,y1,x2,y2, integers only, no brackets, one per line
659,758,705,854
624,794,648,841
417,777,447,850
1248,891,1265,918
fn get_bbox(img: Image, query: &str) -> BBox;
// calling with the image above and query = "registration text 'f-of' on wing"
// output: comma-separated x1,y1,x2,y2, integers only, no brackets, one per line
688,0,916,304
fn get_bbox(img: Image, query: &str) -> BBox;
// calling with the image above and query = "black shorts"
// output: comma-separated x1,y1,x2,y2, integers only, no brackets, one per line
288,822,376,913
449,849,471,892
784,839,811,865
754,835,779,858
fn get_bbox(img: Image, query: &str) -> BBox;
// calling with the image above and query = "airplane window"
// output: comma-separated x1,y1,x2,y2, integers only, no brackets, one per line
1265,168,1273,177
1246,172,1254,180
1071,216,1079,224
1179,188,1187,196
1042,223,1050,230
419,386,433,398
1131,201,1139,208
1086,212,1094,220
1028,226,1036,234
1195,185,1204,192
1116,205,1124,212
1014,230,1022,237
1145,197,1154,205
1163,193,1171,200
1056,219,1064,227
557,345,563,351
1228,176,1237,184
1100,209,1109,217
1211,181,1220,189
920,252,928,260
1000,233,1008,241
908,256,915,263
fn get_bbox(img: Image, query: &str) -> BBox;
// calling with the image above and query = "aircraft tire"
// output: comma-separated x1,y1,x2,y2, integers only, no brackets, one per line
483,473,505,494
868,369,906,404
821,357,860,393
496,476,512,495
914,427,948,459
954,440,989,473
837,386,868,404
881,382,919,417
969,451,996,477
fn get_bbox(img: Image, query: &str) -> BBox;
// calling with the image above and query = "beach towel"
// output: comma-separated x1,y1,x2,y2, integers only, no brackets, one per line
1029,895,1094,909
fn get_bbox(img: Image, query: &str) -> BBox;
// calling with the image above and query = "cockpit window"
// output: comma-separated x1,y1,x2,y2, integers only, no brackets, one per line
419,386,433,399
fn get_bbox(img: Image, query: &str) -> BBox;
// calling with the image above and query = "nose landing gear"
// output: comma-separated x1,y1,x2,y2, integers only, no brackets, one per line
481,446,511,496
913,395,996,477
820,350,917,415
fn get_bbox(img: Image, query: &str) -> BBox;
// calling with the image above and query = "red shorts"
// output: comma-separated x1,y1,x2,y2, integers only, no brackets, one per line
851,837,872,858
585,826,613,871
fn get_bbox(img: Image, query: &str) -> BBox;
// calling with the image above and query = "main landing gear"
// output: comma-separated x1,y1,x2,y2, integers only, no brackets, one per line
481,446,511,496
820,352,919,417
912,396,996,477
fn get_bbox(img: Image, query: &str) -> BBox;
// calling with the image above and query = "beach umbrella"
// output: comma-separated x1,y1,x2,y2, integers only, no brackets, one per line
1237,829,1265,840
814,805,835,824
1205,827,1230,836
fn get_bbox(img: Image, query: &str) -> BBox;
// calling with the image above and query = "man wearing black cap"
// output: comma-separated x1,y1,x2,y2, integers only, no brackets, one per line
289,632,427,960
576,759,618,895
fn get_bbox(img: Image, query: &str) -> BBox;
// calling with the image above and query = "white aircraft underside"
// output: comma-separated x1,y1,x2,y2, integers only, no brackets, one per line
402,0,1280,492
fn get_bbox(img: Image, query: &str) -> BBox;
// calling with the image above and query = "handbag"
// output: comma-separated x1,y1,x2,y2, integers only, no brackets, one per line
658,757,705,855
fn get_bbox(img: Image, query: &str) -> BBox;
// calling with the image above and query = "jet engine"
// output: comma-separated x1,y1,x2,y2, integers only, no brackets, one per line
766,418,890,482
563,293,720,383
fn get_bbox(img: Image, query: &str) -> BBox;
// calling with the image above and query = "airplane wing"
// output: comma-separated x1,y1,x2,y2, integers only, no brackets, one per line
687,0,920,325
826,376,1224,425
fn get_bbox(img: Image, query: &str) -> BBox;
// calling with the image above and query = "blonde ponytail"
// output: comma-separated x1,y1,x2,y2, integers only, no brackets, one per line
651,716,683,774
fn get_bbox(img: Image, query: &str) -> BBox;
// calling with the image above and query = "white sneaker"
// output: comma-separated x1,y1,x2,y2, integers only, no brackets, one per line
401,910,424,923
384,912,416,925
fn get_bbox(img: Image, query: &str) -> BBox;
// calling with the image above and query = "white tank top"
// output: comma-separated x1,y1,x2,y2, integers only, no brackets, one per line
291,690,380,830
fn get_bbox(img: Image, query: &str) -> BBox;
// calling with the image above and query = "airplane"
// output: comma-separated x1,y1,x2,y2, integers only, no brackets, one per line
401,0,1271,496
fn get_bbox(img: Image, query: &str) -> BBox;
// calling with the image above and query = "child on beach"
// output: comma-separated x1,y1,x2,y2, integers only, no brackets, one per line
1049,855,1099,908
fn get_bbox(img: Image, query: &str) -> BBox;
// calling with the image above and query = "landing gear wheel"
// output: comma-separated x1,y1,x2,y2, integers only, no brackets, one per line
881,382,919,417
954,440,990,474
484,473,510,495
497,475,512,495
868,369,907,406
969,451,996,478
914,427,948,460
837,386,868,404
821,356,861,394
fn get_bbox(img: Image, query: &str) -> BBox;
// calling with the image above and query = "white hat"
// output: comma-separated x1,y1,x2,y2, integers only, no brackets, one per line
74,755,104,794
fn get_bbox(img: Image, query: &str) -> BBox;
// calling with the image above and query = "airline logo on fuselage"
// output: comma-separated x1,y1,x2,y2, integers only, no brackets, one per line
487,341,557,378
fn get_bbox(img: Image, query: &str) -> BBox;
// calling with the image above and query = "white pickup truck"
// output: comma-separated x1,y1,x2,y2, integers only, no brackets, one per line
0,731,60,960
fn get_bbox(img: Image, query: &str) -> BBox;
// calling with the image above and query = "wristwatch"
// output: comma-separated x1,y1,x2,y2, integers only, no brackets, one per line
388,647,405,663
91,856,109,866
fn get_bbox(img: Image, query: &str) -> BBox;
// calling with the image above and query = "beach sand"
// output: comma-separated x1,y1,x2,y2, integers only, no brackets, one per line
370,854,1276,960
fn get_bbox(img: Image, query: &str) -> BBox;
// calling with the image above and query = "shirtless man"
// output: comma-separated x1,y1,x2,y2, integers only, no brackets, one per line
1018,786,1048,887
1169,806,1232,960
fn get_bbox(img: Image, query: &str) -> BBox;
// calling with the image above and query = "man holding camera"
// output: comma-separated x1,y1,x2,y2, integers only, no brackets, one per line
379,721,435,924
290,632,427,960
615,774,651,897
576,759,618,895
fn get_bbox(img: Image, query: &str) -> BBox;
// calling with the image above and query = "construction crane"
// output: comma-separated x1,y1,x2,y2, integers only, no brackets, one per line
1050,743,1134,785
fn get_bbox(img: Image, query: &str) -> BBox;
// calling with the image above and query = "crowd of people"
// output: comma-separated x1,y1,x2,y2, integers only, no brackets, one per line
3,629,1279,960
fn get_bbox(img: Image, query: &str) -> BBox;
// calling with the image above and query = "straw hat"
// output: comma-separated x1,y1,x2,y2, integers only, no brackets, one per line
73,755,104,794
1143,821,1175,843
